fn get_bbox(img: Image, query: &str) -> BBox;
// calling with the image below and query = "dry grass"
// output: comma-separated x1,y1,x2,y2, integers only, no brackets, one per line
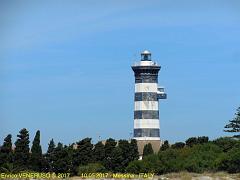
158,171,240,180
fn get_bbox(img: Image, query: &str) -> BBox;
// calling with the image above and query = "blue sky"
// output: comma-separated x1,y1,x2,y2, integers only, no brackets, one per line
0,0,240,151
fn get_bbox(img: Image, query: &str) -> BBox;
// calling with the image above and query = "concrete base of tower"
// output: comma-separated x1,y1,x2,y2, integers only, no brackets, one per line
135,139,163,160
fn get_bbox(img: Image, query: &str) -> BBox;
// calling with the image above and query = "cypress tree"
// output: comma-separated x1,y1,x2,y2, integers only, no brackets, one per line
47,139,55,154
143,143,154,158
224,107,240,138
14,128,30,170
44,139,56,172
0,134,13,167
30,130,43,171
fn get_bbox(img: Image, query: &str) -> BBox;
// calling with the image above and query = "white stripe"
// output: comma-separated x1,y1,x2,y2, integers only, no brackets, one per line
134,119,160,129
139,61,154,66
135,83,158,92
134,101,158,111
134,137,161,141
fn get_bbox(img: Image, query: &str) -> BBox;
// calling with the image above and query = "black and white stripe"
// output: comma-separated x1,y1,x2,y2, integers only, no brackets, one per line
132,61,161,141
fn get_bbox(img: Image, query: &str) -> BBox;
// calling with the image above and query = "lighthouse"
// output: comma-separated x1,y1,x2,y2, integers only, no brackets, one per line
132,50,167,156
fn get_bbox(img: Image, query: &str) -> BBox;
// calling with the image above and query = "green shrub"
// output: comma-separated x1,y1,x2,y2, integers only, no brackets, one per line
217,147,240,173
213,137,239,152
77,163,106,175
126,160,144,174
157,148,184,174
183,143,222,173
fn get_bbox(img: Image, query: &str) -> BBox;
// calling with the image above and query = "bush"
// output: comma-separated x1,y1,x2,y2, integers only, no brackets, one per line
183,143,222,173
126,154,160,174
213,137,239,152
77,163,106,175
126,160,144,174
217,146,240,173
157,148,184,174
129,143,224,175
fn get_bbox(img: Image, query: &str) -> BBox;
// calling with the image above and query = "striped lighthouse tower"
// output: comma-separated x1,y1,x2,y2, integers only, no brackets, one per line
132,50,167,155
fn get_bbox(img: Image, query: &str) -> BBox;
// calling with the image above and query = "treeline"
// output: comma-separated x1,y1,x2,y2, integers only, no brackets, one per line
0,128,139,175
0,128,240,175
127,136,240,174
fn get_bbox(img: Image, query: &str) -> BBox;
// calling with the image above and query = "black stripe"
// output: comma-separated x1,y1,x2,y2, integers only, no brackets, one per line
132,66,161,74
135,92,158,101
134,128,160,137
135,75,158,83
134,110,159,119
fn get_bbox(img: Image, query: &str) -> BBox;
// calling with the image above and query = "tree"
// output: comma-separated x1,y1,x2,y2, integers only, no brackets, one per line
0,134,13,168
73,138,93,174
51,143,73,173
104,138,117,157
93,141,105,162
110,147,124,172
185,137,198,147
118,140,132,169
44,139,56,172
197,136,209,144
129,139,139,161
103,138,117,171
14,128,30,170
171,142,185,149
143,143,154,158
160,140,169,151
30,130,43,171
224,107,240,138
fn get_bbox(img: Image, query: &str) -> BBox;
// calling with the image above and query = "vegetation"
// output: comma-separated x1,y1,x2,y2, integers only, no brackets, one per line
224,107,240,138
0,129,240,175
0,129,139,175
13,128,30,171
127,139,240,174
29,130,43,172
143,143,154,158
0,107,240,175
160,140,169,151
